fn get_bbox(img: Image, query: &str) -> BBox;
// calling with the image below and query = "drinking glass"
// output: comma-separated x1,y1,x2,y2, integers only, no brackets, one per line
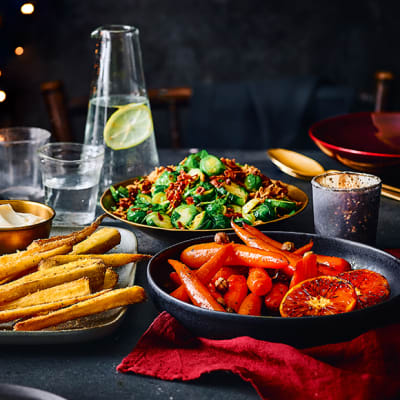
0,127,51,201
83,25,159,194
38,143,104,226
311,171,381,245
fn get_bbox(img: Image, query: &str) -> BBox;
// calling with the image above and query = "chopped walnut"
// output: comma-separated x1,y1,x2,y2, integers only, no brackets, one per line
215,277,229,293
281,241,295,252
214,232,230,244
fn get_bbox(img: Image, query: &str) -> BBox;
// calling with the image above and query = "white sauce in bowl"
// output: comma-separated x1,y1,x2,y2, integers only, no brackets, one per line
0,204,44,227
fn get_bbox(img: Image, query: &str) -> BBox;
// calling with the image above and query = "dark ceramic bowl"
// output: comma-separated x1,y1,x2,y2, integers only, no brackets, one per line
309,112,400,173
100,178,308,241
147,231,400,348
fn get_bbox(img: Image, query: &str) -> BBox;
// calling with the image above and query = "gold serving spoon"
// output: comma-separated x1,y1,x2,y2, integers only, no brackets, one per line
267,148,400,201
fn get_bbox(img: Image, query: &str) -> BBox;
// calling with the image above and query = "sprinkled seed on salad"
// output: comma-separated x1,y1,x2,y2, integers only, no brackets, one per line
110,150,303,230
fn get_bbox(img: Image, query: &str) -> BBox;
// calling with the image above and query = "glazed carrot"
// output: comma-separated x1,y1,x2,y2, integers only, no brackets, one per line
231,221,299,274
196,243,234,283
247,267,272,296
210,266,237,287
231,244,289,270
293,240,314,255
242,222,283,249
170,244,233,303
238,293,262,316
180,243,289,270
290,252,318,288
169,285,189,302
169,271,182,287
181,242,221,268
224,274,248,312
168,259,225,312
264,282,289,312
207,266,241,303
236,222,352,274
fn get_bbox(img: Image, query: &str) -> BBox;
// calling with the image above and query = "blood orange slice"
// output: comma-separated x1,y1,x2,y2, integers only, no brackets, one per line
338,269,390,309
280,276,357,317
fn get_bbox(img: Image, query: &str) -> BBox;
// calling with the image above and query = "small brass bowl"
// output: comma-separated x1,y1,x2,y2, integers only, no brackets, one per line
0,200,55,254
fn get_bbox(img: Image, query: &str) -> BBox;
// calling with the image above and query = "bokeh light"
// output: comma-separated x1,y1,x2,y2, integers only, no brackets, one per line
0,91,7,102
20,3,35,15
15,47,24,56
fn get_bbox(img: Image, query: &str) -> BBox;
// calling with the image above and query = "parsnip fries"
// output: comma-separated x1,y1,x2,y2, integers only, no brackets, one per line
0,215,150,331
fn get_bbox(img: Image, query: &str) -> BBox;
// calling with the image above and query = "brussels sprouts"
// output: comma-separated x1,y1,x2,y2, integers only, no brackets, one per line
135,193,152,206
152,185,168,195
253,203,276,222
205,198,226,215
264,199,297,212
117,185,129,198
199,155,226,176
127,209,147,224
233,217,254,226
171,204,199,228
155,171,176,187
189,211,213,230
184,184,216,203
223,182,248,206
152,191,168,204
145,212,173,229
212,214,230,229
244,174,262,191
242,198,261,215
188,168,205,182
110,186,119,202
183,154,200,170
110,185,129,201
183,150,209,171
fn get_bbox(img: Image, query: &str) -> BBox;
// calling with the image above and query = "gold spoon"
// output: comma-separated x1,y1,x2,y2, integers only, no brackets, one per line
267,148,400,201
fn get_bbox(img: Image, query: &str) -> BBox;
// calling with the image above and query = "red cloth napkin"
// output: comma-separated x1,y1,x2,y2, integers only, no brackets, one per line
118,311,400,400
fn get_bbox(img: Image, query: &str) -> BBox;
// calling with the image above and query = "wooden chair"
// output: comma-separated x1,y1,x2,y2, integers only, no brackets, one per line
147,87,192,148
40,80,192,147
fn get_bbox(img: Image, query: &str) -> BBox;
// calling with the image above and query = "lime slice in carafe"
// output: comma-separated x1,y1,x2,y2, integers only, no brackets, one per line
104,103,154,150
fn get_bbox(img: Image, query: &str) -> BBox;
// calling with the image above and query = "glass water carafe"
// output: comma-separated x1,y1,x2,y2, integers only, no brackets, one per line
84,25,159,193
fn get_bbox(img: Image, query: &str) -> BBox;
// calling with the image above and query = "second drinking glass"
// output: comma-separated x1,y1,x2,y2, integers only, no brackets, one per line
84,25,159,194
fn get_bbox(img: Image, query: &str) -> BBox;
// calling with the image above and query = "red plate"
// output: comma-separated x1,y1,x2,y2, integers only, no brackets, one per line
309,112,400,173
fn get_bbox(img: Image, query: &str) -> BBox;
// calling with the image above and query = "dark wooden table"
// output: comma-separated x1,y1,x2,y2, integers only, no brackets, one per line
0,149,398,400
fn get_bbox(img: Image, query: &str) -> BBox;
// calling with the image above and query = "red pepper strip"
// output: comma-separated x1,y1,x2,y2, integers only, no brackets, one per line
293,240,314,255
264,282,289,313
168,259,225,312
247,267,272,296
242,222,283,249
231,221,296,276
238,293,262,316
224,274,248,312
180,243,289,271
290,252,318,288
170,244,233,303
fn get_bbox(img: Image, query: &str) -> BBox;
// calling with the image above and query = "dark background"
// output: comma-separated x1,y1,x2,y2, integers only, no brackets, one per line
0,0,399,147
